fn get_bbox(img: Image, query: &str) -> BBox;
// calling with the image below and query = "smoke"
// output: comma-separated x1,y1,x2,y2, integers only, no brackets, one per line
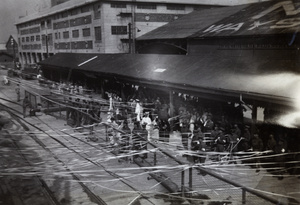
226,72,300,128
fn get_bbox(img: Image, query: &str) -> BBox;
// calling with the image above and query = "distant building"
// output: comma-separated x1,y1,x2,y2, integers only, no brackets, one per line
6,35,18,61
15,0,268,66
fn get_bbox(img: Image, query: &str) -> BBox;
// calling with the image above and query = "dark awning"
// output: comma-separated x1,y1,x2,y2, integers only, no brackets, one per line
38,53,297,107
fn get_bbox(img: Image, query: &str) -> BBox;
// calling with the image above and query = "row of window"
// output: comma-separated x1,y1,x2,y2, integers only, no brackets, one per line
21,41,94,50
22,44,41,50
53,15,92,30
20,27,102,46
18,2,186,30
55,41,93,49
18,3,100,30
20,26,41,35
111,3,185,10
22,35,41,43
53,5,95,20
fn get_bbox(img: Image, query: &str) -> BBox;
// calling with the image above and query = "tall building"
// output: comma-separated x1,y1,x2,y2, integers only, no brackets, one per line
15,0,268,65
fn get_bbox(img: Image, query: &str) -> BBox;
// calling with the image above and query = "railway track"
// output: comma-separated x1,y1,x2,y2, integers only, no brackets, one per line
0,96,294,205
0,96,207,204
0,98,166,205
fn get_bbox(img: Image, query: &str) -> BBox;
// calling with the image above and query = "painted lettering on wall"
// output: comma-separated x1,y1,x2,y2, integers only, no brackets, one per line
271,17,300,28
203,23,244,33
202,1,300,34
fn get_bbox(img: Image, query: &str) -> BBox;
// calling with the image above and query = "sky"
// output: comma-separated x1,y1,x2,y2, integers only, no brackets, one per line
0,0,50,43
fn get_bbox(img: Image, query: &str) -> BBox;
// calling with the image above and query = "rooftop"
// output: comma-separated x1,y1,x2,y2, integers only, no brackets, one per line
138,0,300,40
39,53,299,107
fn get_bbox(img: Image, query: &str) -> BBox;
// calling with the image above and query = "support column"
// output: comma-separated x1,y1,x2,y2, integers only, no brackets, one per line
189,167,192,190
242,189,246,204
30,52,34,64
25,53,28,64
251,103,258,136
19,53,23,65
169,90,174,131
181,170,185,196
101,80,105,99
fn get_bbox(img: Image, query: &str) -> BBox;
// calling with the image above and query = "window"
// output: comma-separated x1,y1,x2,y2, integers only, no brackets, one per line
167,4,185,10
137,3,156,10
72,30,79,38
41,21,45,29
94,26,101,41
111,26,127,35
62,11,68,18
81,6,90,13
82,28,91,37
22,37,25,42
48,34,53,45
26,37,30,42
63,31,69,39
111,3,126,8
31,36,35,42
42,35,46,45
46,19,52,28
55,32,61,39
70,9,78,16
36,35,40,41
71,19,77,26
93,4,101,19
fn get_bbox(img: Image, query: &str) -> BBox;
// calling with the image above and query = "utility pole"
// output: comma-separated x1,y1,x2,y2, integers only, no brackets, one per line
131,0,136,54
46,35,49,58
128,23,132,54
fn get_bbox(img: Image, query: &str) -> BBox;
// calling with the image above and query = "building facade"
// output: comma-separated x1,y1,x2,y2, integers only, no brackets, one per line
15,0,269,66
6,35,18,61
15,0,214,66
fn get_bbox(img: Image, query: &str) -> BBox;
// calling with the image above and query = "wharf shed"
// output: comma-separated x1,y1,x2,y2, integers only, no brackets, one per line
137,0,300,62
38,0,300,127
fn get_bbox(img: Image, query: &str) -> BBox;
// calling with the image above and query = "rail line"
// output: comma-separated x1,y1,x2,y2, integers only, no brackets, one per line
0,98,158,205
0,96,294,204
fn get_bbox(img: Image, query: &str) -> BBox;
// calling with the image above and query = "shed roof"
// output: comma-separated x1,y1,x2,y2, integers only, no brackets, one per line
138,0,300,40
38,53,298,106
137,5,247,40
192,0,300,38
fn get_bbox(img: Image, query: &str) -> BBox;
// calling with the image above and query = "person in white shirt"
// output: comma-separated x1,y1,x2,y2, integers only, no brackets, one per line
141,112,152,141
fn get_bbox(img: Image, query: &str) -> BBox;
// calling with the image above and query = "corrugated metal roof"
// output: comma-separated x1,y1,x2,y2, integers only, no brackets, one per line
138,0,300,40
191,0,300,38
15,0,97,25
39,53,298,104
137,5,248,40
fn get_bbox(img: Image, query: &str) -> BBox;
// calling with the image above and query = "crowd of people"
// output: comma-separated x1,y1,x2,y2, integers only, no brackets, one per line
19,78,299,175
